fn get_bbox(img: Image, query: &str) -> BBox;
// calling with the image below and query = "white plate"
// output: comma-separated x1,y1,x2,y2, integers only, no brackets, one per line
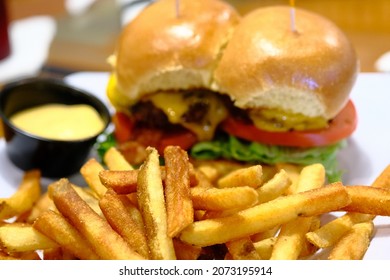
1,71,390,259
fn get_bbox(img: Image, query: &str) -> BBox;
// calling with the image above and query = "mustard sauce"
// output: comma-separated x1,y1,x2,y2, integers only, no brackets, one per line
10,104,105,140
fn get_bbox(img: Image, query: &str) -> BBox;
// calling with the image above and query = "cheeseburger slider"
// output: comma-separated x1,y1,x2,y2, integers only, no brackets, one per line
192,5,359,181
104,2,358,181
105,0,241,163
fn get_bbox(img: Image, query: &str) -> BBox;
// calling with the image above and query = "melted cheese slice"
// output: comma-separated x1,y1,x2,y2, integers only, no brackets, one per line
249,108,328,132
148,91,227,140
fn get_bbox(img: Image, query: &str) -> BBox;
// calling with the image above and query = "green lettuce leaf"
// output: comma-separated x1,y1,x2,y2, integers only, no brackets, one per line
190,134,346,182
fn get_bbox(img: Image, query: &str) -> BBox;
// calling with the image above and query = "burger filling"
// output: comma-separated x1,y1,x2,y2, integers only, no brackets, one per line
147,89,228,141
249,108,328,132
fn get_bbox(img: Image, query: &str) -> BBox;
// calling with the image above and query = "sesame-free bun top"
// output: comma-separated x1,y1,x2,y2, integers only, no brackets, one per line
109,0,240,108
213,6,359,120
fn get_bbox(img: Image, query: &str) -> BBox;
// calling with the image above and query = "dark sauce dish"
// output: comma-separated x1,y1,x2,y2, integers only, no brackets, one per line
0,77,111,178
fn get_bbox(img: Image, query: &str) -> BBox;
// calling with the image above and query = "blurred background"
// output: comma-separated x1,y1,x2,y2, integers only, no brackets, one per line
1,0,390,83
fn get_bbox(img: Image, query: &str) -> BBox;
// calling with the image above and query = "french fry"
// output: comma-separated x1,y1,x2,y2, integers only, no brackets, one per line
33,210,100,260
299,216,321,258
0,170,41,220
180,183,350,247
253,237,276,260
328,221,374,260
0,251,20,260
196,165,220,183
49,178,144,260
217,165,263,189
104,147,134,171
305,212,373,248
0,223,58,252
275,163,302,195
99,167,199,195
191,186,259,211
173,239,202,260
250,226,280,242
294,163,325,193
80,158,107,198
99,170,138,194
270,164,325,260
306,165,390,249
256,169,292,204
164,146,194,238
343,185,390,215
371,164,390,189
26,191,56,223
42,247,76,260
226,236,261,260
137,147,176,260
72,185,104,217
326,165,390,259
99,188,149,258
0,250,41,260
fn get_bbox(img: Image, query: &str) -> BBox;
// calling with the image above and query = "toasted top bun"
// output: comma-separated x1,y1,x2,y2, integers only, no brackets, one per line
109,0,240,108
213,6,359,120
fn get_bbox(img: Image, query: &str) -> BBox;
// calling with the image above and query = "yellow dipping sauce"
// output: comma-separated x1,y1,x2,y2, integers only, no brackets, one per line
10,104,105,140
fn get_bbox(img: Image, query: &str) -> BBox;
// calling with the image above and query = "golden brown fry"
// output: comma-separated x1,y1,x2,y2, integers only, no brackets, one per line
371,164,390,189
217,165,263,189
50,178,144,260
226,236,261,260
99,167,198,195
328,221,374,260
180,183,350,247
0,250,41,260
80,158,107,198
306,212,373,248
99,170,138,194
104,147,134,171
26,191,56,223
299,216,321,258
343,185,390,215
72,185,104,217
294,163,325,193
325,165,390,259
137,147,176,260
173,239,202,260
306,165,390,250
256,169,291,204
42,247,76,260
191,186,258,211
253,237,276,260
251,226,280,242
0,251,20,260
275,163,302,195
0,223,58,252
196,165,220,183
270,217,313,260
270,164,325,259
164,146,194,238
99,188,149,258
194,160,253,179
33,210,100,260
0,170,41,220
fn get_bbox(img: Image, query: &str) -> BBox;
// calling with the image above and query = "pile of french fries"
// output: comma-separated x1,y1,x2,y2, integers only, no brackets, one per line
1,145,390,260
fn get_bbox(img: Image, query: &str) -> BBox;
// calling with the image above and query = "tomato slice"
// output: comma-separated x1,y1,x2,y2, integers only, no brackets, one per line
112,112,134,143
221,100,357,147
158,131,198,153
113,111,198,152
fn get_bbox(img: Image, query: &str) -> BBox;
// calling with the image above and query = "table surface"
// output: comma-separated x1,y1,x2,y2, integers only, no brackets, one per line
4,0,390,74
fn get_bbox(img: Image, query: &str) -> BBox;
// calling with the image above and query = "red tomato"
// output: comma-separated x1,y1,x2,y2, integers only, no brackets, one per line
158,131,198,153
113,111,197,152
221,100,357,147
112,112,134,143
